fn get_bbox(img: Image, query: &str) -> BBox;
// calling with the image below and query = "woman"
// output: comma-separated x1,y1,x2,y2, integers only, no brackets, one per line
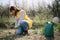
10,6,32,35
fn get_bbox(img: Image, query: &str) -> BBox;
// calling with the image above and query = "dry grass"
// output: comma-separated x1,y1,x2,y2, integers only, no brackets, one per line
0,27,60,40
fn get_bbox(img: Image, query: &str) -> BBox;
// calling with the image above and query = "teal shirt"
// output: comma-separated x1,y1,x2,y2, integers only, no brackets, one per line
44,22,54,37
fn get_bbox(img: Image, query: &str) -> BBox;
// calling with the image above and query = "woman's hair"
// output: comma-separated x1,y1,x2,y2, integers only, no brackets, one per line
15,9,20,16
10,6,16,12
10,6,20,16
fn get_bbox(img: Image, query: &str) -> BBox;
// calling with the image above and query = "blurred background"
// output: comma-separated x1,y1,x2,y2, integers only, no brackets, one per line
0,0,60,28
0,0,60,40
0,0,55,28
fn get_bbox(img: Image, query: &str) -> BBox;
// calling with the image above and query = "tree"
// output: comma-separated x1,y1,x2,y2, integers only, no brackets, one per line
48,0,60,18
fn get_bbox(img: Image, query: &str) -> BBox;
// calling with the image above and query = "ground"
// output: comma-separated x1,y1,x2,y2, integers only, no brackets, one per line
0,29,60,40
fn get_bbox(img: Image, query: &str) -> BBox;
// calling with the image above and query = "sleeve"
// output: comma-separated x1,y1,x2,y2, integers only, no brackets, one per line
17,10,25,27
15,17,18,28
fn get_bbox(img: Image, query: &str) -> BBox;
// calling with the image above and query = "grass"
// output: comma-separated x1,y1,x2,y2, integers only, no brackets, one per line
0,12,60,40
0,24,60,40
32,27,44,35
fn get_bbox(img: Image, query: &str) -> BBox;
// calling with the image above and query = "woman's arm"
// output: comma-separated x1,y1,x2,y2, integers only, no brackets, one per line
17,10,25,27
15,17,19,28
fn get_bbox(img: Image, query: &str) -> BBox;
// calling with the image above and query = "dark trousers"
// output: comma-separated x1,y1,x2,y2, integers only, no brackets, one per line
45,36,54,40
